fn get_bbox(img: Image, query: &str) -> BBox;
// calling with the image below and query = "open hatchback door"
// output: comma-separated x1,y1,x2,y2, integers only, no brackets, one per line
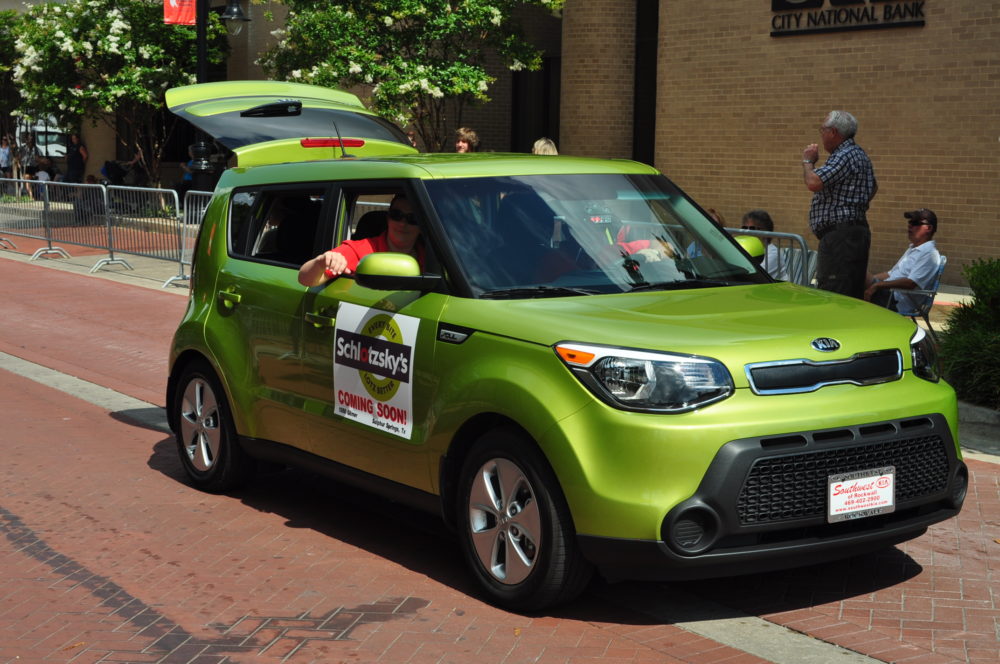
166,80,417,167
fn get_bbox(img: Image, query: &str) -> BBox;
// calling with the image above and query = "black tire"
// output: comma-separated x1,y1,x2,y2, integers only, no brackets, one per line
172,360,253,492
456,428,593,611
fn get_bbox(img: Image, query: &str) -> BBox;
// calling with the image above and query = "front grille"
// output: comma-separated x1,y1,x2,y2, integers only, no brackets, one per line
737,435,950,525
746,350,902,394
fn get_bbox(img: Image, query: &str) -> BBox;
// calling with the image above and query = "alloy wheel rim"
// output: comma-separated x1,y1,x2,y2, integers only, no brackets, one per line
179,377,221,472
467,457,541,585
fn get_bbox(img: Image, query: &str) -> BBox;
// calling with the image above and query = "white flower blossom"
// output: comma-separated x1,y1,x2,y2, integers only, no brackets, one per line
291,69,302,79
490,8,502,26
383,16,393,26
348,61,362,75
509,59,525,71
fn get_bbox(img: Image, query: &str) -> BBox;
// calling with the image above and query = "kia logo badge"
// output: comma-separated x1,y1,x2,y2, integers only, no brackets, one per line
811,337,841,352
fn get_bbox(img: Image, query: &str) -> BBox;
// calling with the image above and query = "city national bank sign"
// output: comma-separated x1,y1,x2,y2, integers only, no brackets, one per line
771,0,925,37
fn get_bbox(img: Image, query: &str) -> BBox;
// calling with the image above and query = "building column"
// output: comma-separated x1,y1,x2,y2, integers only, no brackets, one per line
559,0,636,159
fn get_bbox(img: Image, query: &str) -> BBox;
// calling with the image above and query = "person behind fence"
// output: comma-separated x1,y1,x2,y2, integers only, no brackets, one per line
30,157,54,200
741,209,789,281
174,146,195,197
802,110,878,299
864,208,941,312
0,136,13,179
298,194,425,286
65,133,89,183
16,134,39,178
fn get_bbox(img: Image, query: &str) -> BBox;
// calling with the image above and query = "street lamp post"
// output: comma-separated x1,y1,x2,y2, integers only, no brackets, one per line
191,0,250,190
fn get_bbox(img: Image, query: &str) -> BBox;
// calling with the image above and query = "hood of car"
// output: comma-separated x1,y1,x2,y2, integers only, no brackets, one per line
166,80,417,166
445,283,914,384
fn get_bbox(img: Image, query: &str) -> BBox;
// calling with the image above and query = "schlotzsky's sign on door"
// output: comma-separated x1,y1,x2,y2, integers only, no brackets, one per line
333,303,419,440
771,0,926,37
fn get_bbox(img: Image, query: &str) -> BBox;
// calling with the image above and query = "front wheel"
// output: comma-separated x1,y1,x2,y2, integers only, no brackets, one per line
456,428,593,611
172,360,253,493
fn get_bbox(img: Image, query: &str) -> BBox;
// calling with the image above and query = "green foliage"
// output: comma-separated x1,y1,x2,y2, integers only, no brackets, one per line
12,0,229,183
0,10,19,138
939,258,1000,411
259,0,563,151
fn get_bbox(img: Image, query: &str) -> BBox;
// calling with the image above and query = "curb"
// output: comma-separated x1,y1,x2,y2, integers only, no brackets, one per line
958,400,999,458
958,400,1000,424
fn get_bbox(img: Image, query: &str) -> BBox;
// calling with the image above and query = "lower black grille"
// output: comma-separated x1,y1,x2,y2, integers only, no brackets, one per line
737,435,950,525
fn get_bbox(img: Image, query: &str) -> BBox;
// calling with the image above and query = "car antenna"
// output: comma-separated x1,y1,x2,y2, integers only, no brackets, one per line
331,119,355,159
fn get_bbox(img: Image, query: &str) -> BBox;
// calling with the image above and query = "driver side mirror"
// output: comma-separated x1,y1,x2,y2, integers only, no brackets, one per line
735,235,766,266
354,252,441,292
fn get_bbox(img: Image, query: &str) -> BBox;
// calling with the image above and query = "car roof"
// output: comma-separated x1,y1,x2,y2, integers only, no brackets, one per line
218,152,662,188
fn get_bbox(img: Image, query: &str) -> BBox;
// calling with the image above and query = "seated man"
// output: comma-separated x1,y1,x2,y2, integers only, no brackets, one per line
298,194,424,286
864,208,940,311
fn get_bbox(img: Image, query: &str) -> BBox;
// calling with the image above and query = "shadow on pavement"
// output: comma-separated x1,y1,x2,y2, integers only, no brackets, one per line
144,437,924,625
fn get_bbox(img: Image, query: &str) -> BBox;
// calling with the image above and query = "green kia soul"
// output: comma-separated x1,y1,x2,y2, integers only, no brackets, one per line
166,82,966,611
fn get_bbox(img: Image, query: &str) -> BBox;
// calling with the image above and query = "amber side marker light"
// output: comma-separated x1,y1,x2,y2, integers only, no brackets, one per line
556,345,596,366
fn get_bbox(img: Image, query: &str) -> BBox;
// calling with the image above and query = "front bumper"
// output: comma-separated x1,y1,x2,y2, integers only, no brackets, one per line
578,412,967,581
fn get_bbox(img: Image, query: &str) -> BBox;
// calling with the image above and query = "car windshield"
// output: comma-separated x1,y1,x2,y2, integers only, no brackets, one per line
424,173,767,298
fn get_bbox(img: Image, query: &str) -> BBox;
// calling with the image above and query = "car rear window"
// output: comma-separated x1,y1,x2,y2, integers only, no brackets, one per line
193,108,410,150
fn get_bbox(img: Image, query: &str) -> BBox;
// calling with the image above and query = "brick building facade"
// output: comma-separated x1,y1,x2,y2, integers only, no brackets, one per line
458,0,999,287
545,0,999,287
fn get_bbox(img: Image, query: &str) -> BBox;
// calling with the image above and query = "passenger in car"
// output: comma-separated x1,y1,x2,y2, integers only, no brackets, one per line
298,194,425,286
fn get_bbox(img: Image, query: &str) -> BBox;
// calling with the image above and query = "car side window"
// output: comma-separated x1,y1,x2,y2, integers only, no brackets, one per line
230,187,326,267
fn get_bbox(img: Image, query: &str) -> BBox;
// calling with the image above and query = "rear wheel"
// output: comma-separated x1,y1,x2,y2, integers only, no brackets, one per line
172,360,253,492
457,428,593,611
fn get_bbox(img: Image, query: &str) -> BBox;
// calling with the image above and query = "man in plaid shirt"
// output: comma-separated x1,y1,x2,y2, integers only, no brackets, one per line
802,111,878,298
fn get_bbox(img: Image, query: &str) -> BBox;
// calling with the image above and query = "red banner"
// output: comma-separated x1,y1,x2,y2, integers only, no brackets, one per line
164,0,196,26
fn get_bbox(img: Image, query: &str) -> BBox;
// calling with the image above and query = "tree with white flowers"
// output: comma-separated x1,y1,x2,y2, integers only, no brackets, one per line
259,0,562,152
12,0,228,183
0,10,20,140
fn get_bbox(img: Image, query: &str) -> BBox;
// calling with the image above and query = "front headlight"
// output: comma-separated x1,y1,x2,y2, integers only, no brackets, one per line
910,326,940,382
555,343,734,412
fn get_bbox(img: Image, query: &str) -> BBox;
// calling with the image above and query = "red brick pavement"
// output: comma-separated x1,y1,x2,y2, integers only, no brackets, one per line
1,254,997,663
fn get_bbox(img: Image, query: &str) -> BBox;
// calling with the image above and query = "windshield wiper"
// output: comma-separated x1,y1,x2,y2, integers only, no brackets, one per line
480,286,600,299
629,278,743,292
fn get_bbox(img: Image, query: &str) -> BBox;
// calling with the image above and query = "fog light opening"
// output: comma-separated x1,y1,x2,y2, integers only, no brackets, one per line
668,506,720,555
950,465,969,509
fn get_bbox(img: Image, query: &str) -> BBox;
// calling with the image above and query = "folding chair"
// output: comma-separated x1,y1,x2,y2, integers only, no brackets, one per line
891,255,947,343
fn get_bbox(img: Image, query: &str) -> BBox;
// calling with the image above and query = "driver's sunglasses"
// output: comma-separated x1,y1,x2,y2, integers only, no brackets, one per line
388,208,419,225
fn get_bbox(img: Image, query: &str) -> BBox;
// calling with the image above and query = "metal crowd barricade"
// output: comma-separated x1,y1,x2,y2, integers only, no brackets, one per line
726,228,816,287
0,179,217,288
0,177,72,258
104,185,182,280
44,181,119,269
164,190,213,288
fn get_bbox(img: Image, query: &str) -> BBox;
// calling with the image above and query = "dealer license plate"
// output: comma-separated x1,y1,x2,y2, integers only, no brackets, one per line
827,466,895,523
